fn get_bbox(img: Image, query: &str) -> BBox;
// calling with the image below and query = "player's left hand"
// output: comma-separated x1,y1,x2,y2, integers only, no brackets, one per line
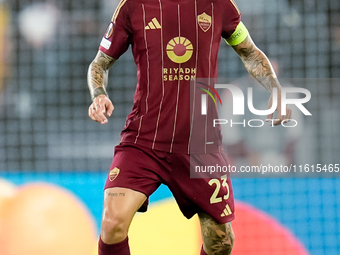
266,89,292,126
88,95,114,124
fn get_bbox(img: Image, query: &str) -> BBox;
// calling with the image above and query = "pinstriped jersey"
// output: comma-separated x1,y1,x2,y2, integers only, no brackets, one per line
99,0,241,154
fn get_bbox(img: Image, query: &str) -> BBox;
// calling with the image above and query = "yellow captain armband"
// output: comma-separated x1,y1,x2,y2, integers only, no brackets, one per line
225,21,249,46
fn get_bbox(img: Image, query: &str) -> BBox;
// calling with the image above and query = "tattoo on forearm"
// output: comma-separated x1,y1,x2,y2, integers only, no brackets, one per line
87,51,115,99
90,62,107,89
234,36,280,92
199,213,234,255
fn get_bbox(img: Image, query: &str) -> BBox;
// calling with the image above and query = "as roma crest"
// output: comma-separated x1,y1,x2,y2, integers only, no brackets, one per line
197,12,212,32
109,167,120,181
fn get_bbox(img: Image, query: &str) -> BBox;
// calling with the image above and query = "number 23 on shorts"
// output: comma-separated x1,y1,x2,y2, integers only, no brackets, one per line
208,174,230,204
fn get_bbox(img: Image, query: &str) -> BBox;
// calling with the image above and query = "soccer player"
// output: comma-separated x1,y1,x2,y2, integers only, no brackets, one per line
87,0,292,254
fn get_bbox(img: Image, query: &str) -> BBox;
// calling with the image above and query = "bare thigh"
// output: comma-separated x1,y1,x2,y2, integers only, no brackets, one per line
101,187,147,244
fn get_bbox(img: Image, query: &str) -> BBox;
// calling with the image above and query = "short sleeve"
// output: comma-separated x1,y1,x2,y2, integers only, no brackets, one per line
99,0,132,59
221,0,241,39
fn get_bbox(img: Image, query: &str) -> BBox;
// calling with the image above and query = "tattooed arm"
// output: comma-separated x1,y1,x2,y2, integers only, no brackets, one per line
232,35,292,125
232,35,279,92
88,50,116,99
87,50,116,124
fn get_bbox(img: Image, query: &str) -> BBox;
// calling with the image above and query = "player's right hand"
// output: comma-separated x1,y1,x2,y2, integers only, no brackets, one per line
266,89,292,126
88,95,114,124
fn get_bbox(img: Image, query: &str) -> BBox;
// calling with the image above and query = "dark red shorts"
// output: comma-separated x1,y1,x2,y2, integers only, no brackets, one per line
104,143,235,224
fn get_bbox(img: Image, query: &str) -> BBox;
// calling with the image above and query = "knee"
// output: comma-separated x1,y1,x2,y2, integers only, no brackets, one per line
205,234,234,255
204,226,235,255
100,213,129,244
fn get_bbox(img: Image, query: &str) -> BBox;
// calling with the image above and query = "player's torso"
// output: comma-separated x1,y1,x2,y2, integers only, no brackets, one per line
121,0,227,153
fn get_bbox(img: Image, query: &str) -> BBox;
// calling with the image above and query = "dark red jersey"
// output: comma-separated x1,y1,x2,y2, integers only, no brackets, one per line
99,0,241,154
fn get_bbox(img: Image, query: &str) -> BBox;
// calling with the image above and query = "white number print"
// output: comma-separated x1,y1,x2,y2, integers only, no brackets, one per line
208,175,230,204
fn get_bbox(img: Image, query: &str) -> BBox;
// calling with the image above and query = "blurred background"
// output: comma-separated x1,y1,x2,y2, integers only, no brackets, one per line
0,0,339,254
